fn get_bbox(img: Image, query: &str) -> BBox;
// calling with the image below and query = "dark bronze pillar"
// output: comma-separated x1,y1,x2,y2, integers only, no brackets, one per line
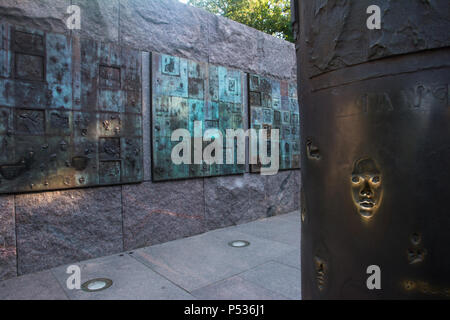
292,0,450,299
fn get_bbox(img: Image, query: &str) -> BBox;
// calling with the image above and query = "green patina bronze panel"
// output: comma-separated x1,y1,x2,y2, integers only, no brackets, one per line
248,74,300,172
0,23,143,194
152,53,245,181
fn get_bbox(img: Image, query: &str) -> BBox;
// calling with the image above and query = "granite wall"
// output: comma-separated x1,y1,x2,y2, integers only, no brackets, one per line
0,0,299,280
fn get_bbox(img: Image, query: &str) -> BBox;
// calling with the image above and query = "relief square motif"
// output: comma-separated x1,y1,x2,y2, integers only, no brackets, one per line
0,23,143,194
152,53,245,181
248,74,300,172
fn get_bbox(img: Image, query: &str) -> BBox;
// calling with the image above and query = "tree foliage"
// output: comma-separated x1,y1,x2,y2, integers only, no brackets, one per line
188,0,293,43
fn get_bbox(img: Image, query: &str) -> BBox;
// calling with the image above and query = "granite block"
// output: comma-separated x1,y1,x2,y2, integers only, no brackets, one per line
15,186,123,275
122,180,205,250
0,195,16,281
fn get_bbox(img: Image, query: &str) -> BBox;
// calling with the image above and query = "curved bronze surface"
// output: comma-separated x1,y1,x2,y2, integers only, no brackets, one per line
293,0,450,299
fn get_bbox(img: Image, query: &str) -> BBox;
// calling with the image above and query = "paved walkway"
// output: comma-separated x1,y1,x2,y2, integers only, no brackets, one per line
0,211,301,300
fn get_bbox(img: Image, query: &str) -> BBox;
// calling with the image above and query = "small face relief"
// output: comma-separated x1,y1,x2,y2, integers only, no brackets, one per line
314,256,327,292
301,188,306,223
306,139,320,160
351,158,382,219
407,247,426,265
407,232,426,264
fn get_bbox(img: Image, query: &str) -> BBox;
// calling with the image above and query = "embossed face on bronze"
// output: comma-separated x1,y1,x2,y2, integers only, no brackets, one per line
314,256,327,292
351,158,382,219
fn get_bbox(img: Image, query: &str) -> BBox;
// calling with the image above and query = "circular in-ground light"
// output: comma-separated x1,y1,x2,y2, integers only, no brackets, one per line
81,278,113,292
228,240,250,248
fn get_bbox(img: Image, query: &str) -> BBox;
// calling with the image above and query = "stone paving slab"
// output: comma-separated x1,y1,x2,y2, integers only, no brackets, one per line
240,261,302,300
0,270,68,300
191,276,289,300
272,210,301,223
0,211,301,300
133,233,243,292
272,249,301,270
226,213,301,248
51,253,195,300
134,230,294,292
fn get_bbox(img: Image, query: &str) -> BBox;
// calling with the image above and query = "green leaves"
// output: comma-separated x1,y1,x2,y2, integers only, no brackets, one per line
189,0,294,43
